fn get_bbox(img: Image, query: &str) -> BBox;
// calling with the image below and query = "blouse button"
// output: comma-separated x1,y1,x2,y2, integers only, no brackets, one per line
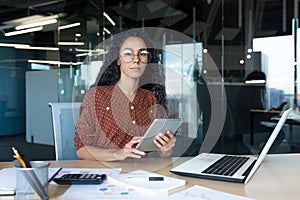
130,106,134,110
106,107,110,111
132,120,136,124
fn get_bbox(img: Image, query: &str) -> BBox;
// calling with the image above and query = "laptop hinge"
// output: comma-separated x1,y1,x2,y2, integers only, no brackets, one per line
242,160,256,178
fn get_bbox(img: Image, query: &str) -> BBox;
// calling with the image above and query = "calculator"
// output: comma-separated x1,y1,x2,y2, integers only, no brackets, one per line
53,173,107,185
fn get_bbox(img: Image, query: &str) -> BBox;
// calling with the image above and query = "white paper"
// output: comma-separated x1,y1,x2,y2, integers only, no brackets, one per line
111,170,186,192
0,187,15,196
59,176,168,200
0,169,16,189
170,185,255,200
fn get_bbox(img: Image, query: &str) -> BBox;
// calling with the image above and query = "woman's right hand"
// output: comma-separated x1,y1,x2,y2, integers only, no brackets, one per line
114,136,146,160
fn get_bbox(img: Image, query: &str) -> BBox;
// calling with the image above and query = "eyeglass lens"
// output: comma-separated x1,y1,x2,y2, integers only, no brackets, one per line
120,49,151,63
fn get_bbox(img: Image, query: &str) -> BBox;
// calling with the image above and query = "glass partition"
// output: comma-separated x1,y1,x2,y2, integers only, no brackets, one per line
0,0,299,161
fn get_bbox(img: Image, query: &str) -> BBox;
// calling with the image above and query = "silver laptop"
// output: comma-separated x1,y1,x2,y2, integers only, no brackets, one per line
171,108,292,184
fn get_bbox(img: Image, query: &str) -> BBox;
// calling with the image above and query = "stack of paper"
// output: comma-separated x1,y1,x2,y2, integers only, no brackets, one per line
0,187,15,196
59,170,185,200
0,168,17,196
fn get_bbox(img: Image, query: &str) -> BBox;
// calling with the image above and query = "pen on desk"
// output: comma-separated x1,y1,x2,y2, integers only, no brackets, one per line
126,176,164,181
11,147,48,199
48,167,62,183
12,146,27,168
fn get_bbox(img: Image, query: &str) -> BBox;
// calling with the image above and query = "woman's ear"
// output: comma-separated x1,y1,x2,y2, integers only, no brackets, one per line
117,59,121,66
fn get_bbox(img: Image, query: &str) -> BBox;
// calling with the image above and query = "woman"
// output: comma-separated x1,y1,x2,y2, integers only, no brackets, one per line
74,31,176,161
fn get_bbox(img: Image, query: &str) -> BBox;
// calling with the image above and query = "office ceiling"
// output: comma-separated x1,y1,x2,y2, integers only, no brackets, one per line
0,0,296,47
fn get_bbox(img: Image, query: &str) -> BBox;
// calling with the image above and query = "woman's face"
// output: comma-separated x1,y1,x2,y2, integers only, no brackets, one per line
118,36,149,80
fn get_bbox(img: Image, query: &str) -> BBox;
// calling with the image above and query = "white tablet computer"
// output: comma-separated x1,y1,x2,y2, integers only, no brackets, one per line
136,118,183,152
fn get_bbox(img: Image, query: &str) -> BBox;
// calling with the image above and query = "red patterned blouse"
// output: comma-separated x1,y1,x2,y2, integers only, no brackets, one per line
74,85,163,150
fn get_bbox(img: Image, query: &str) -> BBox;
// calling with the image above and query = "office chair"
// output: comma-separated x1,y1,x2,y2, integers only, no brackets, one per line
49,102,81,160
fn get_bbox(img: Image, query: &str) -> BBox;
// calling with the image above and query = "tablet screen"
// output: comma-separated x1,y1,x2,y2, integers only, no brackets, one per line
136,118,182,152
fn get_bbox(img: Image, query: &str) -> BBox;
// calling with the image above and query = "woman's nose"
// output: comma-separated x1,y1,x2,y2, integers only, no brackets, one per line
133,54,140,62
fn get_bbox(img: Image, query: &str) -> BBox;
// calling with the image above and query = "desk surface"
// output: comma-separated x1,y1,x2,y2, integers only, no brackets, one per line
249,109,282,114
1,154,300,200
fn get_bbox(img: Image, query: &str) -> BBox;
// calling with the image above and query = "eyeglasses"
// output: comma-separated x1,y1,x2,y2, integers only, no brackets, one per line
119,48,152,64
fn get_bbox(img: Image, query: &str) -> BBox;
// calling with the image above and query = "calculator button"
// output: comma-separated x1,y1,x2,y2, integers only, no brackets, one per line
85,174,92,179
90,174,97,179
79,174,86,179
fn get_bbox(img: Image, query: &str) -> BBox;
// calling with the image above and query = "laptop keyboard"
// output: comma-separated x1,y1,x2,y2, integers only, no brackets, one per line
202,155,250,176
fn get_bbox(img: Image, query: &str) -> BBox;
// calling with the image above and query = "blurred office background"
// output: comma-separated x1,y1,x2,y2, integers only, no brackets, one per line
1,0,300,161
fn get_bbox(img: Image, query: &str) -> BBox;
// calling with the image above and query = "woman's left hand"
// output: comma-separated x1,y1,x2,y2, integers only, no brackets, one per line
153,130,176,156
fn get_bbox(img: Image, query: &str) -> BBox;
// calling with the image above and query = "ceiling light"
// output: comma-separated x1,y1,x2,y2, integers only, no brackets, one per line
76,50,107,57
14,44,30,48
75,48,105,53
103,12,116,26
15,46,59,51
58,22,81,30
28,59,83,66
58,42,85,46
15,19,57,30
103,27,111,34
245,80,266,84
0,43,18,47
76,53,89,57
0,42,58,51
5,26,43,37
3,14,59,25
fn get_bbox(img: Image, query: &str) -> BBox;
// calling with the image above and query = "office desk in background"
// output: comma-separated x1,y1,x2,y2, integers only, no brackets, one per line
249,109,281,145
269,115,300,148
250,109,300,147
0,154,300,200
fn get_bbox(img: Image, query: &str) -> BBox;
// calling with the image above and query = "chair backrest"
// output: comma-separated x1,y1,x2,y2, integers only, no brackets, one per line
49,102,81,160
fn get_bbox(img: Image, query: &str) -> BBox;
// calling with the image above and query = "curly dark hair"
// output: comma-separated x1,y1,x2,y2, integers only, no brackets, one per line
92,30,168,113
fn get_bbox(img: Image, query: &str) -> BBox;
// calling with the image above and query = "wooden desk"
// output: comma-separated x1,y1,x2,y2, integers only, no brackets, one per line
1,154,300,200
